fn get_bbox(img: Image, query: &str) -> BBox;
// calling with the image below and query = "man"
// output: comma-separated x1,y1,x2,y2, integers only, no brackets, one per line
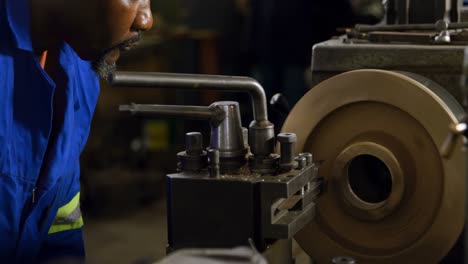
0,0,153,262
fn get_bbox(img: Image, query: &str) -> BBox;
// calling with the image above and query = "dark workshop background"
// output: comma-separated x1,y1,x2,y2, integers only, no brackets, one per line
80,0,385,263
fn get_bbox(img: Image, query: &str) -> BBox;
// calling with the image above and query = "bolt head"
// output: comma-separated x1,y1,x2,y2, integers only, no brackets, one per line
277,132,297,143
185,132,203,154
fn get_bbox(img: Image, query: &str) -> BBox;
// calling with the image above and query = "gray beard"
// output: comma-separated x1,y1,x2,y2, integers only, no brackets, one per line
91,34,141,80
91,54,117,80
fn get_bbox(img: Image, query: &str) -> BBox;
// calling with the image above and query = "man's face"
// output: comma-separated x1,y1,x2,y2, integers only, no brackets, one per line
64,0,153,78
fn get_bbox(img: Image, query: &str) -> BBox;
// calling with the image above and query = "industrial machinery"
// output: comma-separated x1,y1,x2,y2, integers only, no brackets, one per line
109,69,466,263
284,0,468,262
285,69,465,263
110,72,321,263
108,1,468,263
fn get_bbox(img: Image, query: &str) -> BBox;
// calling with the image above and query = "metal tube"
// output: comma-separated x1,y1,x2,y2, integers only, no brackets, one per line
110,71,268,122
355,21,468,33
119,103,226,126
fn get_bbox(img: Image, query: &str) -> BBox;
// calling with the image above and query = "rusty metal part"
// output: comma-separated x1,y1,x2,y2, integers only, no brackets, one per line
282,70,466,263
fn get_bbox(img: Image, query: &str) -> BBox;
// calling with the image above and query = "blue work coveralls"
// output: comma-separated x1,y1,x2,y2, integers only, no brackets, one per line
0,0,100,262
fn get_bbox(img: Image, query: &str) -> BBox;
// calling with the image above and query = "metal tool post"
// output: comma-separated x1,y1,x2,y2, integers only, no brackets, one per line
111,71,276,171
112,71,321,256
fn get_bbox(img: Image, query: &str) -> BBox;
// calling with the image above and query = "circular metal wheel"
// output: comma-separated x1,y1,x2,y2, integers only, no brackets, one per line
282,70,466,263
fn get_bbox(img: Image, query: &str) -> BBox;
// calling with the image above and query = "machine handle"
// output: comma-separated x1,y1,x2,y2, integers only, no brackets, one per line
119,103,226,127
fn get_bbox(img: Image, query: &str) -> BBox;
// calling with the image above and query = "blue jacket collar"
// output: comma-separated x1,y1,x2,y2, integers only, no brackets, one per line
5,0,34,52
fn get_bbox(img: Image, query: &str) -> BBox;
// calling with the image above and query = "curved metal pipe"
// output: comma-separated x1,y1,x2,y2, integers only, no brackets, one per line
109,71,268,122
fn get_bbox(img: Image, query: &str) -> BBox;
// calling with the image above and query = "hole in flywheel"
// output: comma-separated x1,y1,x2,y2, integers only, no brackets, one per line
347,154,392,204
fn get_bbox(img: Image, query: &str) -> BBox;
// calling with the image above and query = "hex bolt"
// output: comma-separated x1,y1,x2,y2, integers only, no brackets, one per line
185,132,203,155
299,152,313,166
295,156,307,170
278,132,297,168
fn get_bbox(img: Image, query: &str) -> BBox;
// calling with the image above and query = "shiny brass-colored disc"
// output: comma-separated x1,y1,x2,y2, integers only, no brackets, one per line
282,70,465,263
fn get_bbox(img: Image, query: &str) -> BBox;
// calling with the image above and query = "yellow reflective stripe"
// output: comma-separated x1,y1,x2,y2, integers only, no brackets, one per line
48,192,84,234
48,216,83,234
56,192,81,218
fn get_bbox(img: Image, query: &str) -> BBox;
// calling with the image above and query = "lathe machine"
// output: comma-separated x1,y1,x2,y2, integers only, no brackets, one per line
106,0,468,263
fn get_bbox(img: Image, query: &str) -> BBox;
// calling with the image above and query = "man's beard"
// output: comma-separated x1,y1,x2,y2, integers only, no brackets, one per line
91,34,141,80
92,57,117,80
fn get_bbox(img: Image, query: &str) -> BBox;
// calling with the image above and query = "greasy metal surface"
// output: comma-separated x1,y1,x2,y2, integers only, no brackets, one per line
283,70,465,263
166,162,319,250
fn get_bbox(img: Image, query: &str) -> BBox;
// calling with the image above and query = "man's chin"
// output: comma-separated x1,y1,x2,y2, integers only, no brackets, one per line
91,48,122,80
91,57,117,81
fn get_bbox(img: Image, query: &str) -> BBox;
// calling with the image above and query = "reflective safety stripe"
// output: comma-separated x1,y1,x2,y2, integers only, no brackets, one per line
53,205,81,225
48,192,84,234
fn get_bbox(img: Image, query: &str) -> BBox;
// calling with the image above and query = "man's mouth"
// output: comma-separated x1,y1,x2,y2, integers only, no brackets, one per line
91,34,142,79
116,35,141,52
122,42,139,52
101,35,141,65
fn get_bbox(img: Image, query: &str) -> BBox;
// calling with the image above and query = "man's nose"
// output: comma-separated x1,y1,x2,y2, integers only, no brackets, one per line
132,0,154,32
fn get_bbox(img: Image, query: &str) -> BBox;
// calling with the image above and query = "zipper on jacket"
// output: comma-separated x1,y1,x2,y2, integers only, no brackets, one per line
31,187,37,204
